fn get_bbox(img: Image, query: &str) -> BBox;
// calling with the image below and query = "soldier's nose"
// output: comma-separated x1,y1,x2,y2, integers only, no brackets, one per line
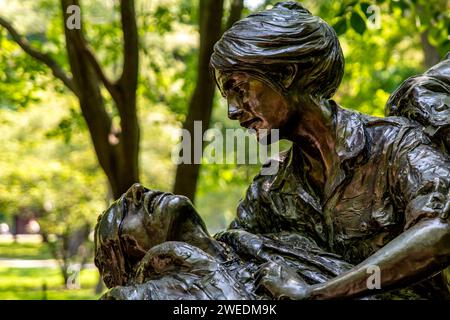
228,103,244,120
126,183,145,206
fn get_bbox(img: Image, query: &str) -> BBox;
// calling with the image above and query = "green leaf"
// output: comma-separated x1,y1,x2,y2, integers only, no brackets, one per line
336,4,348,17
360,2,371,18
393,0,410,11
447,22,450,40
350,11,366,35
154,6,173,34
333,18,348,36
428,26,448,48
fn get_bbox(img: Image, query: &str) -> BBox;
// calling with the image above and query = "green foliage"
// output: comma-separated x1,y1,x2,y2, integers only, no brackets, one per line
327,0,449,55
0,96,107,234
350,11,366,35
333,18,348,36
45,108,86,144
0,32,49,109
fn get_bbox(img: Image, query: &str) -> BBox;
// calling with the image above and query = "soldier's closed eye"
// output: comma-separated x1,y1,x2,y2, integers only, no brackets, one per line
434,101,448,112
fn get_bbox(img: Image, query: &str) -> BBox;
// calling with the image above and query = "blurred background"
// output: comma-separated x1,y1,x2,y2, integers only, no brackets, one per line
0,0,448,299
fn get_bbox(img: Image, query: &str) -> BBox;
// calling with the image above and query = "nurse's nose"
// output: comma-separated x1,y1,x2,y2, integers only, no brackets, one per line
228,103,244,120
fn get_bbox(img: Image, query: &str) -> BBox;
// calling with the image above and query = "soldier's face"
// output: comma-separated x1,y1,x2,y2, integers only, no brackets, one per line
118,184,197,255
95,184,200,277
217,71,294,140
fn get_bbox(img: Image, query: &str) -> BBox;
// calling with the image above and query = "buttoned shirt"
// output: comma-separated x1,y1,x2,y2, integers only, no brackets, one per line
231,101,450,265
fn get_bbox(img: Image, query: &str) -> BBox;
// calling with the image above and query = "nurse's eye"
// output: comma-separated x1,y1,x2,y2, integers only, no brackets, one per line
232,85,246,99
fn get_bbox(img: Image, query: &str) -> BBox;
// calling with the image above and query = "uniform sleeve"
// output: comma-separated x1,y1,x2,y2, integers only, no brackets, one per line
390,129,450,230
230,179,274,233
229,157,285,233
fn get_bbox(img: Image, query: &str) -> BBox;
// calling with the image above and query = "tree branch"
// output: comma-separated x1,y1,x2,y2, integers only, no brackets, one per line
118,0,139,93
60,0,122,194
59,0,120,101
0,16,78,95
226,0,244,30
81,43,121,101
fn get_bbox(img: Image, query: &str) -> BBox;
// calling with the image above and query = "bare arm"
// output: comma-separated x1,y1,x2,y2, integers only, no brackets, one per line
308,217,450,299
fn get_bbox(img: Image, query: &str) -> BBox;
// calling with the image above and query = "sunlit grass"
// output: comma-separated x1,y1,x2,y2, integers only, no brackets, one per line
0,241,52,260
0,240,102,300
0,267,102,300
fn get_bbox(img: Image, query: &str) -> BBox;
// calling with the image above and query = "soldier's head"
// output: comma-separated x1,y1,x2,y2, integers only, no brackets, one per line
94,184,210,288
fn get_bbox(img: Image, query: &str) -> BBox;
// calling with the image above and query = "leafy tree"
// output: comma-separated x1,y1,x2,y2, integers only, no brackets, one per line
324,0,448,67
0,0,140,199
0,98,107,286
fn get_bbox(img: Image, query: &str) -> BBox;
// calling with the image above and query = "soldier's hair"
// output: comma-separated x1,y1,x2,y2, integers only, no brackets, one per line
210,1,344,99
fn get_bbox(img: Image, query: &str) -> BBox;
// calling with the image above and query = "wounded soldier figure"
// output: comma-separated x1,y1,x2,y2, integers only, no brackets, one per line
94,2,450,300
94,186,355,300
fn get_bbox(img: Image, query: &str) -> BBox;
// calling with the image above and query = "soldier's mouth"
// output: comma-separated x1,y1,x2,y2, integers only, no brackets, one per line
143,191,167,214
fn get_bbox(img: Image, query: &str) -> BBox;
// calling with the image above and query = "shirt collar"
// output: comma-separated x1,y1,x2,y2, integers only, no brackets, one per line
331,100,367,163
268,101,368,198
322,102,368,204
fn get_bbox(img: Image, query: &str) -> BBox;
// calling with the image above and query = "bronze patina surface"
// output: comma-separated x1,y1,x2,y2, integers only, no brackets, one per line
94,2,450,300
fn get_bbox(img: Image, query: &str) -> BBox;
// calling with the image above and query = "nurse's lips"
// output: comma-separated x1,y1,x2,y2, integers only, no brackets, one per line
239,118,260,129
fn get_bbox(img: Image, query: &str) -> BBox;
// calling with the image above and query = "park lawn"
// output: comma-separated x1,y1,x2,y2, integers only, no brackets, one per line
0,241,52,260
0,240,102,300
0,266,102,300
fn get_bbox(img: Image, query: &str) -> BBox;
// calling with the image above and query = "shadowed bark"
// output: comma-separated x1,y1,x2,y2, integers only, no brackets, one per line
420,30,441,68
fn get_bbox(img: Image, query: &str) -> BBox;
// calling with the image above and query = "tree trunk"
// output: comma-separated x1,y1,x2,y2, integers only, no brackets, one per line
173,0,243,202
60,0,140,199
226,0,245,31
416,4,442,69
420,30,441,68
0,1,141,290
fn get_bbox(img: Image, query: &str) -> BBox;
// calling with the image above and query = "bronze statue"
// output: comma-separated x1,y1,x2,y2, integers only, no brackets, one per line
385,53,450,154
94,186,356,300
95,2,450,300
